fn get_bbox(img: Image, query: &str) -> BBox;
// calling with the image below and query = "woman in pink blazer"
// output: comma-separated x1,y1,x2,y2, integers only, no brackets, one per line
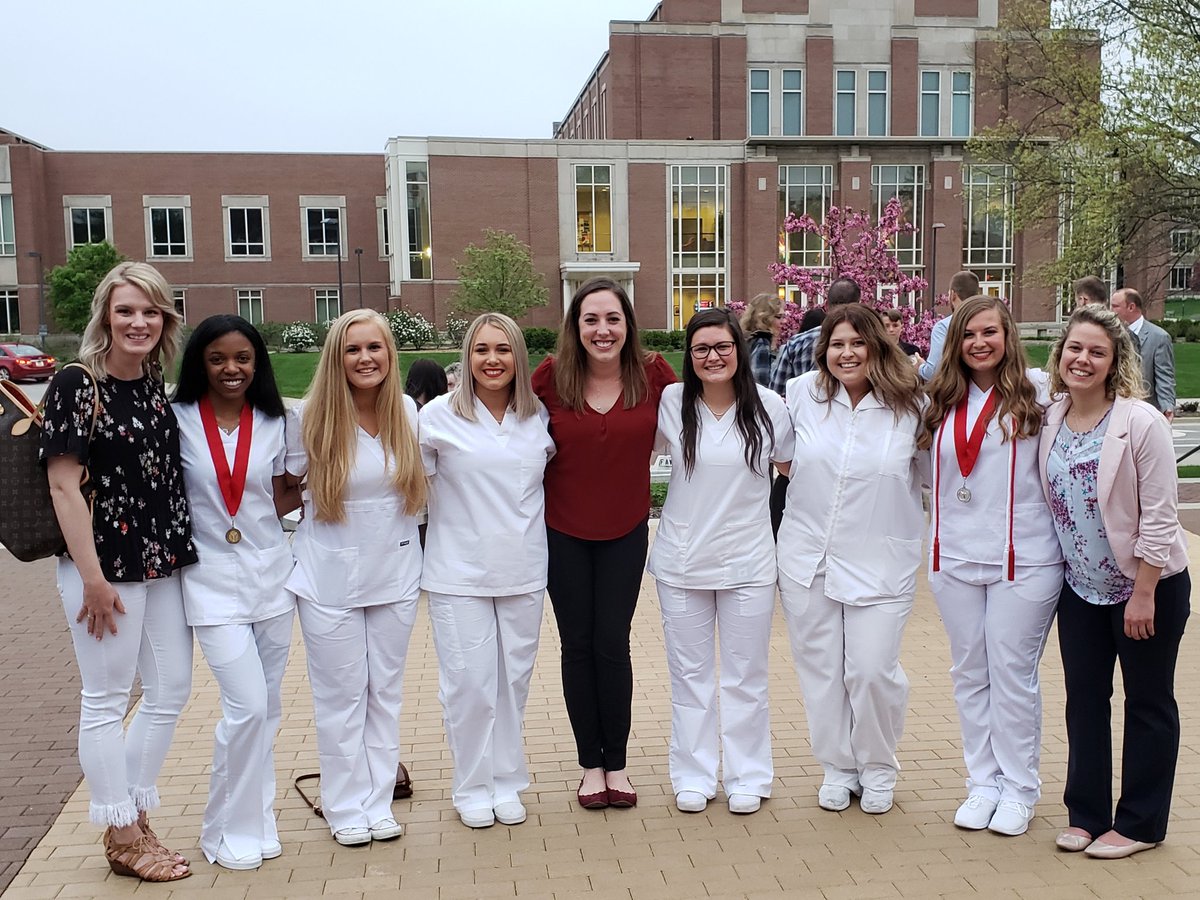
1039,305,1190,860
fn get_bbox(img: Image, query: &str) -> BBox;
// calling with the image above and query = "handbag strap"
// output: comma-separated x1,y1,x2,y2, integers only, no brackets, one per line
59,362,101,493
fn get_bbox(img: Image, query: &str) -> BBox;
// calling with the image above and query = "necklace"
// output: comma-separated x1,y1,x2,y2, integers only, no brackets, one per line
1066,403,1113,434
703,398,734,419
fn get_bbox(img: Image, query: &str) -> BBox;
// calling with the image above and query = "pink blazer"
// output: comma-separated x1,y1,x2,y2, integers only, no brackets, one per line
1039,395,1188,580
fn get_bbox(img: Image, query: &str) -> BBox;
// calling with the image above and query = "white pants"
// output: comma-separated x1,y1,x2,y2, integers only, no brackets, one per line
930,565,1061,805
428,591,542,813
297,596,416,833
57,558,193,827
656,583,775,798
780,572,911,793
194,610,294,863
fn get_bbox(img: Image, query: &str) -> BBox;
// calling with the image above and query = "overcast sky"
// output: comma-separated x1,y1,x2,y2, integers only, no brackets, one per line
7,0,655,153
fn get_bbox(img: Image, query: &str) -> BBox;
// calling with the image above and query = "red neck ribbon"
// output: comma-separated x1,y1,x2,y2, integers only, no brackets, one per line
953,389,997,481
198,396,253,520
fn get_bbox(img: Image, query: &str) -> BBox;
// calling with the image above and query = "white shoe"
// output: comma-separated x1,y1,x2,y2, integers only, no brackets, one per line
818,783,857,812
369,817,404,841
728,794,761,815
988,799,1033,836
860,789,894,815
494,801,527,826
261,839,282,860
676,791,708,813
459,807,495,829
333,827,372,846
215,839,262,870
954,795,998,830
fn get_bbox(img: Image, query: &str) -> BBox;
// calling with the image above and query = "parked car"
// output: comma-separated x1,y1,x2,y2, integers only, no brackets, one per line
0,344,57,382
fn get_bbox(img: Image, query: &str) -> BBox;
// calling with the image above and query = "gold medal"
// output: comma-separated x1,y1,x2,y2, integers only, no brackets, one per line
225,526,242,544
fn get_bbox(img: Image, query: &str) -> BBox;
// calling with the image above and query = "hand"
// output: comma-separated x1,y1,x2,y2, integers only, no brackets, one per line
76,579,125,640
1165,409,1175,422
1124,590,1156,640
911,354,924,369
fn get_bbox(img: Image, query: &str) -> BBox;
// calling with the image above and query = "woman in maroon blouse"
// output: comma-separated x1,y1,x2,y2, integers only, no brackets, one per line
532,277,676,809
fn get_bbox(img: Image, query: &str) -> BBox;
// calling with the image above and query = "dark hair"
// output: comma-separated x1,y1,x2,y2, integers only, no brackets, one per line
553,277,651,411
680,308,774,478
172,315,286,418
827,277,861,305
799,307,827,333
878,307,903,324
949,271,981,301
405,358,449,408
1073,275,1109,305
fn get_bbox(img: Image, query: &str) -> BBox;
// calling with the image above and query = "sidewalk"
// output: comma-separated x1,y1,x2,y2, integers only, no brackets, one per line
5,527,1200,900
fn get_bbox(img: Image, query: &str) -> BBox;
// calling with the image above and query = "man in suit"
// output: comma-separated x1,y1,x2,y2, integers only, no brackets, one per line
1111,287,1176,420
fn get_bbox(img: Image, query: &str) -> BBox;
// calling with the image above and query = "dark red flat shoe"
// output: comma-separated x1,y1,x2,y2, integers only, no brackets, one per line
606,785,637,808
577,779,609,810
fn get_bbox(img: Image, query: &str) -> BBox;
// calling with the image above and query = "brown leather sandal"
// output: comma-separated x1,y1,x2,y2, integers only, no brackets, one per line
140,819,189,866
103,829,191,882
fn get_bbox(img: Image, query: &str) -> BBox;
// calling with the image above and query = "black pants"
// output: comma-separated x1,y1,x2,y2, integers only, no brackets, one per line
546,520,648,771
1057,570,1191,842
769,473,788,539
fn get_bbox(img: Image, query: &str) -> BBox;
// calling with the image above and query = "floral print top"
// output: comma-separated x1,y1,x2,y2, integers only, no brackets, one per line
39,365,197,583
1046,411,1133,605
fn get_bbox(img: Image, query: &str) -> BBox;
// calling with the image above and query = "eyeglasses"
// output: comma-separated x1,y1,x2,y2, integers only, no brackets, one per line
689,341,736,359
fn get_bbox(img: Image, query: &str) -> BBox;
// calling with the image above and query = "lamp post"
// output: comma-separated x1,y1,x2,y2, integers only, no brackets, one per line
355,247,364,308
322,216,344,301
26,250,47,348
929,222,946,314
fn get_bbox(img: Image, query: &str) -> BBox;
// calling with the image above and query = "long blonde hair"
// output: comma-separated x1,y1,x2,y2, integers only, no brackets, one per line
553,277,651,411
811,304,921,420
919,296,1044,450
1047,305,1146,400
451,313,540,421
78,262,182,380
302,309,426,522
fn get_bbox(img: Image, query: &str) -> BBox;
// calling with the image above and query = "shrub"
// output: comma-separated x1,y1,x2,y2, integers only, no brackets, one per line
387,309,438,349
650,482,669,509
1186,322,1200,343
443,313,469,347
522,326,557,352
642,330,683,351
282,322,318,352
254,321,288,351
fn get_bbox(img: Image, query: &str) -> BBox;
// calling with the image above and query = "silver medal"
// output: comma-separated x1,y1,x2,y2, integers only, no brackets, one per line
956,486,972,503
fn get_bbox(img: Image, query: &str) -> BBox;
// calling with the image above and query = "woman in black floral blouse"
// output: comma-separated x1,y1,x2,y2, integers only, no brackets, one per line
42,262,197,883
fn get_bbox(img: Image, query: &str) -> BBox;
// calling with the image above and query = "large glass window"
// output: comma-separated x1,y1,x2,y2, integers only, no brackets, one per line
963,165,1014,298
670,165,727,330
0,290,18,333
779,165,834,270
835,71,856,136
149,207,187,257
575,165,613,253
1170,229,1199,293
314,288,341,323
867,70,888,136
952,71,973,137
749,69,770,136
306,208,340,257
236,289,263,324
406,161,432,280
782,69,803,136
920,71,941,137
70,208,107,247
228,207,266,256
0,195,13,256
872,165,925,300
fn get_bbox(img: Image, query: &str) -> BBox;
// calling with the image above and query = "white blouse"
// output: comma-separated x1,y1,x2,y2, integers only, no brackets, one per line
176,403,293,626
648,383,794,589
418,394,555,596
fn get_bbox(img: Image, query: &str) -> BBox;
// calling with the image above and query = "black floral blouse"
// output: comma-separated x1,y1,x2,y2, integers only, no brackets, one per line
40,365,197,583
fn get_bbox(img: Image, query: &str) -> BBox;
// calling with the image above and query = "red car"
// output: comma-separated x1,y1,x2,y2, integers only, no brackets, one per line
0,343,57,382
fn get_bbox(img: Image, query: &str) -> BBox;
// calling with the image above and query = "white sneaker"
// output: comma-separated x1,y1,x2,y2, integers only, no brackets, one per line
817,784,857,811
676,791,708,813
953,795,998,830
988,799,1033,836
493,801,527,826
369,817,404,841
333,827,371,846
459,807,495,829
860,789,894,815
728,794,761,815
261,839,282,860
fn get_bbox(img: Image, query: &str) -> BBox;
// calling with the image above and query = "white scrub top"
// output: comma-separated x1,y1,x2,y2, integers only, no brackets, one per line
284,397,423,609
418,394,555,596
648,383,794,589
777,372,926,605
176,403,294,626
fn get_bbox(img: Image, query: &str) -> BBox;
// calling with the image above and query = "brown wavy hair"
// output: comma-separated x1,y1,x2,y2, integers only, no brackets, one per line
918,295,1043,450
811,304,921,420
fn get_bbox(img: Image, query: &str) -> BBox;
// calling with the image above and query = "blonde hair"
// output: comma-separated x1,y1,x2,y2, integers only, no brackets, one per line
739,292,781,335
301,309,426,522
811,304,921,420
919,296,1044,450
451,313,540,422
553,277,651,411
1047,305,1146,400
78,262,182,380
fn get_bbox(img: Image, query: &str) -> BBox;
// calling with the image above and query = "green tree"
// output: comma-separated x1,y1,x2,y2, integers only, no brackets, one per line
47,242,126,333
452,229,548,320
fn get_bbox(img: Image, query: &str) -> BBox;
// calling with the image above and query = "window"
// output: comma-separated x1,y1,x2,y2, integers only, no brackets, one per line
670,165,727,330
143,196,191,259
71,209,107,246
172,289,186,324
920,71,940,137
952,72,972,137
405,162,432,279
0,195,14,256
867,70,888,136
963,165,1014,300
749,69,770,136
223,196,270,259
1170,266,1193,291
835,71,856,136
1170,228,1199,293
1171,228,1198,255
779,165,834,272
377,196,390,258
306,208,341,256
782,69,803,136
873,165,925,302
236,289,263,324
575,165,613,253
314,288,340,323
0,290,18,333
599,88,607,138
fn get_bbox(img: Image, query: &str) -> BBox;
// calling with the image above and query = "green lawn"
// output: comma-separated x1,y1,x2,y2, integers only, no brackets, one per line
1024,342,1200,397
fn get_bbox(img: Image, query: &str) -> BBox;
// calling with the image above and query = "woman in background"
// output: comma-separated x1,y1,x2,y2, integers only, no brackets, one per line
405,358,449,408
738,293,783,389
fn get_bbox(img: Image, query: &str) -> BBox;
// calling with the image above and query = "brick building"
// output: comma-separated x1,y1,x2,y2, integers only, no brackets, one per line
2,0,1106,336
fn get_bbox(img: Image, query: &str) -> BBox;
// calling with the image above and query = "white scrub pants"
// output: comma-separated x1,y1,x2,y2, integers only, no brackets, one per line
427,591,542,813
57,559,193,827
656,583,775,799
297,596,416,833
780,572,911,793
194,610,294,863
930,565,1061,806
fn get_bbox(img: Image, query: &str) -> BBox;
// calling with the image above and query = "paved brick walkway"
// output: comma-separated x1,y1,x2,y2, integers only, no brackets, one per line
5,529,1199,899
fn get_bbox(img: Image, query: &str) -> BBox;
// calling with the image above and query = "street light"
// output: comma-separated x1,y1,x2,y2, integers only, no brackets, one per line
354,247,364,308
26,250,47,348
321,216,344,301
929,222,946,314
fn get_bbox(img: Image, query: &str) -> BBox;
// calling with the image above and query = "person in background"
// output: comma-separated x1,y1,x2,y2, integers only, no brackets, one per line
444,361,462,392
918,271,980,382
649,308,793,816
1072,275,1109,310
405,358,449,409
738,292,783,388
879,308,920,359
1110,288,1176,420
1041,305,1190,859
532,277,676,811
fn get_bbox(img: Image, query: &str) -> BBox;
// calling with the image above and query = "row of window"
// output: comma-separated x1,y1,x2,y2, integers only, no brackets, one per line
560,87,609,141
749,67,972,139
166,287,344,326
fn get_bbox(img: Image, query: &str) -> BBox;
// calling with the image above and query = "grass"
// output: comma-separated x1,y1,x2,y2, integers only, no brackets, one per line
1179,466,1200,479
1023,342,1200,398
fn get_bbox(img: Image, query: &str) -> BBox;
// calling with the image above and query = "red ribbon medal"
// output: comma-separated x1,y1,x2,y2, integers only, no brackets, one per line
198,396,253,543
952,389,997,503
